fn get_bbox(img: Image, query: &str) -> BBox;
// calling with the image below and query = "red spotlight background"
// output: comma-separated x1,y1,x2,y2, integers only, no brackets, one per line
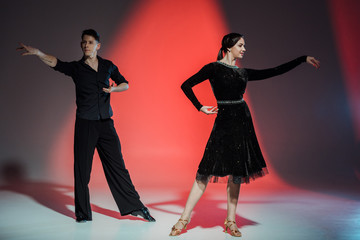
329,0,360,181
48,0,289,190
1,0,359,194
329,0,360,141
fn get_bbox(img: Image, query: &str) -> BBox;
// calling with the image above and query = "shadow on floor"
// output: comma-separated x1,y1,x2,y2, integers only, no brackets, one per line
0,160,143,221
146,190,263,232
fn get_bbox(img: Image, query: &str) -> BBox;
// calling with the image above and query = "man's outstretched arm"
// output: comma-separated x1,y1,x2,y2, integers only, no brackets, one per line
17,43,57,67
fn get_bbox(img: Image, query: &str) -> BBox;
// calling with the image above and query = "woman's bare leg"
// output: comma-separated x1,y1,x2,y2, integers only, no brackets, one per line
170,179,208,234
225,178,242,236
181,179,208,220
226,178,240,220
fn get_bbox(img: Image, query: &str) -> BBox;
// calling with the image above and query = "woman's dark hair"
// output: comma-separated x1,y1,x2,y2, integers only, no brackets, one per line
217,33,244,60
81,29,100,42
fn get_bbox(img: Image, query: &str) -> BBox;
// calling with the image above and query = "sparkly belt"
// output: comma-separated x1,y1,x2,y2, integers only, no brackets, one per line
217,99,244,105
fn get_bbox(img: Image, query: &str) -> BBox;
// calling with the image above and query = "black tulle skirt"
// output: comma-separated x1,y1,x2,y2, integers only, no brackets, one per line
196,100,268,184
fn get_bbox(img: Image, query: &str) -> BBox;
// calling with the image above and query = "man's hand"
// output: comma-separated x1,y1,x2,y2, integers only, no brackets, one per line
103,83,115,93
17,43,40,56
17,43,57,67
103,82,129,93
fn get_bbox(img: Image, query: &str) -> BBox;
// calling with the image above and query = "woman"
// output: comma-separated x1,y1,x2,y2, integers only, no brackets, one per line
169,33,320,237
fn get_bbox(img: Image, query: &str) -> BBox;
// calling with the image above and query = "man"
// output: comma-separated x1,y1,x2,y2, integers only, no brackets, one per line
17,29,155,223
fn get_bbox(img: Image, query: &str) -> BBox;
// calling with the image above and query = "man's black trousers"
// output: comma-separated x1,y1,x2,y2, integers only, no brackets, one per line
74,117,144,220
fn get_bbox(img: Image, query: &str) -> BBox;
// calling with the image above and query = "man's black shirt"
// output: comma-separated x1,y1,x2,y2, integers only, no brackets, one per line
53,56,128,120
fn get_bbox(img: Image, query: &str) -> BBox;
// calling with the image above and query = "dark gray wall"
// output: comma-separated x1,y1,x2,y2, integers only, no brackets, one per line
220,0,360,191
0,0,136,180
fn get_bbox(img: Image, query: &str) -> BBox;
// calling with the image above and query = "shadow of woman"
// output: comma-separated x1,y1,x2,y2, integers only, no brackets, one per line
147,190,259,233
0,161,142,221
147,189,292,235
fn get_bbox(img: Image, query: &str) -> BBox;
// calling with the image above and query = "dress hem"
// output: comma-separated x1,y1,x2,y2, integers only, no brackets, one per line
196,167,269,184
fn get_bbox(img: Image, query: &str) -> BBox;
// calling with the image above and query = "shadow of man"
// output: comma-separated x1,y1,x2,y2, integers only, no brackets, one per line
0,160,142,221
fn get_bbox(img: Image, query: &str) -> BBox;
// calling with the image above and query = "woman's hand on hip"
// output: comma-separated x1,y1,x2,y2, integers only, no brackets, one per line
200,106,218,115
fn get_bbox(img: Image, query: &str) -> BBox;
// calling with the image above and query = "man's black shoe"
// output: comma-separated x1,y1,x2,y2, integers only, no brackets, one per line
76,217,92,223
131,207,156,222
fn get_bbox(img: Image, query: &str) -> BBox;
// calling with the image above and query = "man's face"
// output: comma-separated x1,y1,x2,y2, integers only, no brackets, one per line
81,35,101,58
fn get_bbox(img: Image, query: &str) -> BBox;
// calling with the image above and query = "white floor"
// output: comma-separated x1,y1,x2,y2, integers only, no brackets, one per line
0,182,359,240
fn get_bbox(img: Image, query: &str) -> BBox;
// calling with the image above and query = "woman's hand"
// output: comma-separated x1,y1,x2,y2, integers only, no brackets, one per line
306,56,320,69
200,106,218,115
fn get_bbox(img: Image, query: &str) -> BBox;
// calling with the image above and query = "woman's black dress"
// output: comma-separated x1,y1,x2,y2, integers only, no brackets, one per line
181,56,307,184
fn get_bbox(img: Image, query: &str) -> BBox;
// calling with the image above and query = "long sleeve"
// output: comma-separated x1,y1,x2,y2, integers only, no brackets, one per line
246,56,307,81
181,63,213,111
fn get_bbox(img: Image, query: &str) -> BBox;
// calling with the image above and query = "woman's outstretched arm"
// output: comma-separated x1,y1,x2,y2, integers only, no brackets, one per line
246,56,320,81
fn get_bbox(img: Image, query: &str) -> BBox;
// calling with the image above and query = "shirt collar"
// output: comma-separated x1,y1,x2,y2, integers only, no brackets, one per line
80,55,103,62
79,55,105,71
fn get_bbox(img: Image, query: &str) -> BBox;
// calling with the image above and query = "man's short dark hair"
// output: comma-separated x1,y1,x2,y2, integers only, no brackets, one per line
81,29,100,42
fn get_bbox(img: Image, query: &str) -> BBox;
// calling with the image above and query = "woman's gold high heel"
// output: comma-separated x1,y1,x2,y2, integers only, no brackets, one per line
224,219,242,237
169,218,189,236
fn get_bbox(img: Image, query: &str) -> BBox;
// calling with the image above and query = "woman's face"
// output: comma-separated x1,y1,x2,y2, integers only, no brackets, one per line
228,38,246,59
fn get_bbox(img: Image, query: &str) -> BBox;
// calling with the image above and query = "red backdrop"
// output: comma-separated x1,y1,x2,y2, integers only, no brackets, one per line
48,0,360,189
